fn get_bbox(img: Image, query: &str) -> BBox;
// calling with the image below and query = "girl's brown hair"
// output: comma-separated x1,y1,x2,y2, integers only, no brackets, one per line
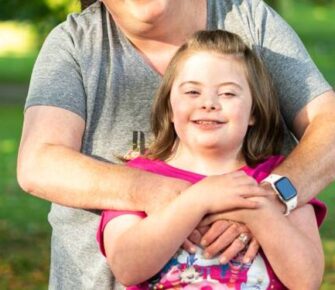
147,30,283,166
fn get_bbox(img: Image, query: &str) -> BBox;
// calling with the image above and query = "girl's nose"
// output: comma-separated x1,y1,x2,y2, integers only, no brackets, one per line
200,96,221,111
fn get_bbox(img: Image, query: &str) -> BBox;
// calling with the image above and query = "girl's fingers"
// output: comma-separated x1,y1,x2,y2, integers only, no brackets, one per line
238,185,268,197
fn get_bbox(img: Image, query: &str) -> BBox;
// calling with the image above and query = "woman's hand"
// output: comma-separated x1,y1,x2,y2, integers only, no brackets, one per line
196,196,277,264
183,220,259,264
201,220,259,264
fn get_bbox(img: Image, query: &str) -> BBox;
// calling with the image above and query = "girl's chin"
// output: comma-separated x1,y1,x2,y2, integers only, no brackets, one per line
190,143,227,153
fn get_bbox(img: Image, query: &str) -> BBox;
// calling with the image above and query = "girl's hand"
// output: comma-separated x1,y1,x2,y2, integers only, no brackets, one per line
188,171,268,214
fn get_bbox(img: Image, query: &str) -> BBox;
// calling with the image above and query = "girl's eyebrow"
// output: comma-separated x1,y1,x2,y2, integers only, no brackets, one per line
178,81,202,88
218,82,243,90
179,81,242,90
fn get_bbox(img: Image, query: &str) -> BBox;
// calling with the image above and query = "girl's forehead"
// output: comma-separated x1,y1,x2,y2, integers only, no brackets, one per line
176,51,243,72
174,51,247,82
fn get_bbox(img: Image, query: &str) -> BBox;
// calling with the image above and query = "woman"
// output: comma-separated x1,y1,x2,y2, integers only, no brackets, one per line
17,1,334,289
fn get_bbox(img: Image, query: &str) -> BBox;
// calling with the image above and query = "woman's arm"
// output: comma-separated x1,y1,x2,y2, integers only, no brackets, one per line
222,198,324,290
103,172,265,286
273,91,335,205
17,106,189,212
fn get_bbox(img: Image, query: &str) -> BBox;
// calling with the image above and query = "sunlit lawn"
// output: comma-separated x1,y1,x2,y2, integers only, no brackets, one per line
0,22,38,84
0,1,334,289
0,105,50,289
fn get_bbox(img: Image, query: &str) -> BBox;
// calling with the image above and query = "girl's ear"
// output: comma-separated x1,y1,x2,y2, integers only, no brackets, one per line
170,111,174,123
248,115,255,126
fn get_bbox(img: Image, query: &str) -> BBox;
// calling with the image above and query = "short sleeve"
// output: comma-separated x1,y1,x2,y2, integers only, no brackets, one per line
253,1,332,128
25,17,86,119
308,198,327,228
96,210,147,256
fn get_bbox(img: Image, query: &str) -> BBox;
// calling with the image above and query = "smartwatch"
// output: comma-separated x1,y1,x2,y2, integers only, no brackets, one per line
262,174,297,215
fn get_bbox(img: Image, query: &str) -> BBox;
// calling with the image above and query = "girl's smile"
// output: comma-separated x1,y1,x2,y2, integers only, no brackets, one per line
169,51,254,159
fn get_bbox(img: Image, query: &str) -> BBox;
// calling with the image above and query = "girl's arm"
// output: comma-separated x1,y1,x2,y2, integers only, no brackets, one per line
104,194,203,286
103,172,265,286
224,198,324,290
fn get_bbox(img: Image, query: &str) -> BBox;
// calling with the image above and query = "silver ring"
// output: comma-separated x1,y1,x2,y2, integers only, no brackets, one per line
238,233,249,246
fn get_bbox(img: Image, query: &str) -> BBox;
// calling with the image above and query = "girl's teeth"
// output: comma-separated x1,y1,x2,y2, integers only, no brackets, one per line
196,120,219,125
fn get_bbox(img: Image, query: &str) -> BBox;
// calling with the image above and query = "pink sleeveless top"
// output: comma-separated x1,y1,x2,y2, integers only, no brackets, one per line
97,156,327,290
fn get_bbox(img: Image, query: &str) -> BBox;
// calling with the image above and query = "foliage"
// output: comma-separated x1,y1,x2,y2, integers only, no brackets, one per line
282,1,335,86
265,0,281,10
0,0,79,21
0,0,80,45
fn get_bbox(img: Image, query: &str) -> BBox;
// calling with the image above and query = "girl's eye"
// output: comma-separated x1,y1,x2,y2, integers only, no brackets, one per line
219,92,236,97
185,90,200,95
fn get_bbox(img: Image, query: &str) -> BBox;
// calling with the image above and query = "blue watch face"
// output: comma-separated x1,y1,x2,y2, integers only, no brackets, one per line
275,177,297,201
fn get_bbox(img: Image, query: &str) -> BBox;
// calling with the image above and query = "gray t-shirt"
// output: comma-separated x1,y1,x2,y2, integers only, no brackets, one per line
25,1,331,289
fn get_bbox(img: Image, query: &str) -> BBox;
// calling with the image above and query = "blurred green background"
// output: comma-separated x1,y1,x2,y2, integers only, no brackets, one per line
0,0,334,289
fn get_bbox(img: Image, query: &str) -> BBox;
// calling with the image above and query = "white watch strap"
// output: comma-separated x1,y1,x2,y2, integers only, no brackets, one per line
262,174,282,184
285,197,298,215
262,174,297,215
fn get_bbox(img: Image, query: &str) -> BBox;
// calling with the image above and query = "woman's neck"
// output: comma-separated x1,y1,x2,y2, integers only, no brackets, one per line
109,0,207,74
116,1,206,43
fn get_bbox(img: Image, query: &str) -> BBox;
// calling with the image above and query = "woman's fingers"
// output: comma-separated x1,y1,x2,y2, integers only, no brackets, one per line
188,229,202,245
181,238,196,253
218,232,251,264
242,237,260,263
202,222,242,258
200,220,232,247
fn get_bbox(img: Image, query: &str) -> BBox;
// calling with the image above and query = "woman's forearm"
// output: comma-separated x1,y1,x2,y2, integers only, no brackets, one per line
18,143,187,210
243,202,323,290
274,91,335,205
17,106,189,211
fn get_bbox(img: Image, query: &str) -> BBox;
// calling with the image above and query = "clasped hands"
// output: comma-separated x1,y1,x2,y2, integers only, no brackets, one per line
183,172,285,264
181,171,279,265
148,170,280,265
183,219,257,265
183,171,278,264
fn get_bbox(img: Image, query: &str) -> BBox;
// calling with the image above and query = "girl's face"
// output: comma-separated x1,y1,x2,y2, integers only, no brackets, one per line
170,51,254,157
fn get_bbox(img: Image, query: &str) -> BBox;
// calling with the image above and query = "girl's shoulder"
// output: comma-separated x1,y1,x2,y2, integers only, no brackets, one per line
127,157,204,183
244,155,285,182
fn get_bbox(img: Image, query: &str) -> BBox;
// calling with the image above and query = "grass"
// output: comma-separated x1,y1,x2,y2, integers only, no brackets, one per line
0,105,51,289
0,54,37,84
0,1,334,289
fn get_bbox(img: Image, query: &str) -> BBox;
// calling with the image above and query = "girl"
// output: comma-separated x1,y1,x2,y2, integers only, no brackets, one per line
97,30,325,290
